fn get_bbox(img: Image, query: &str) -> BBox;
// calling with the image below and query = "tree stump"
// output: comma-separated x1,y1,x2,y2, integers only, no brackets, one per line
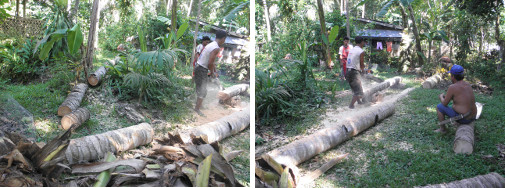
58,83,88,116
453,123,474,154
87,66,106,86
61,107,90,130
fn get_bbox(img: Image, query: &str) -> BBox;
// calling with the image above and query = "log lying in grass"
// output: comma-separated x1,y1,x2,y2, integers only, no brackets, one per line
418,172,505,188
422,74,442,89
178,108,250,144
453,123,474,154
218,84,249,101
362,76,402,102
87,66,106,86
61,107,90,130
58,83,88,116
64,123,154,164
263,88,414,168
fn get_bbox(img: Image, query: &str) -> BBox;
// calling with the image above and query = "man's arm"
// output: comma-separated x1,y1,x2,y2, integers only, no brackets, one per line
440,86,455,106
207,48,220,77
359,52,365,71
339,46,344,59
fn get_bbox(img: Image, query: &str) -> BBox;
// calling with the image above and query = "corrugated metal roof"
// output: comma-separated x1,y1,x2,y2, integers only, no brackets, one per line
194,31,249,46
356,29,403,38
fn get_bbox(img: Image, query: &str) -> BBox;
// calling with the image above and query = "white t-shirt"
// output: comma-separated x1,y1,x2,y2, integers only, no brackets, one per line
196,44,204,54
339,44,353,55
346,46,364,71
197,41,220,69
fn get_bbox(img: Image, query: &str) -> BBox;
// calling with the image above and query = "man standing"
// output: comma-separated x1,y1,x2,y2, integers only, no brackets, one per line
345,36,366,109
339,36,353,78
194,30,227,116
435,65,477,133
192,36,211,77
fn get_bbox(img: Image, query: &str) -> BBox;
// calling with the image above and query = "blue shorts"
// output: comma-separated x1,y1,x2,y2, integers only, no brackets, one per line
437,103,474,124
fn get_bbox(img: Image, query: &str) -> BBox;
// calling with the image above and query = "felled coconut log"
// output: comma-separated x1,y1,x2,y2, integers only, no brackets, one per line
422,74,443,89
362,76,402,102
263,88,414,168
418,172,505,188
58,83,88,116
218,84,249,101
87,66,106,86
61,107,90,130
64,123,154,164
178,108,250,144
453,123,474,154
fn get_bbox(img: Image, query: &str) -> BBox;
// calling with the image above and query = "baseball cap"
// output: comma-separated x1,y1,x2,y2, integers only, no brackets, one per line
447,64,464,75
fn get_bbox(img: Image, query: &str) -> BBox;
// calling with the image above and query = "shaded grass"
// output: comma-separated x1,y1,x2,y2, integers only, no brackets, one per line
221,128,251,187
312,83,505,187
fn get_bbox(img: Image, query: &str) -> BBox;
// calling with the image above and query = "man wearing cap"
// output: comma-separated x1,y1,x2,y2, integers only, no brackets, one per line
193,36,211,78
345,36,367,109
435,64,477,133
194,30,227,116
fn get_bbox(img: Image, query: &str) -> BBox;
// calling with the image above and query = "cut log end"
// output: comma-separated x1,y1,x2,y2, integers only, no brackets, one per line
57,106,72,117
61,108,90,130
88,75,99,86
453,140,473,154
218,92,231,101
453,123,474,154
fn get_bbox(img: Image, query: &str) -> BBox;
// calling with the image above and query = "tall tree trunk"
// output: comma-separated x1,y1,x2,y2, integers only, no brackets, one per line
495,8,504,70
340,0,343,15
22,0,26,17
94,3,101,49
187,0,193,17
317,0,333,69
398,4,408,31
15,0,19,17
190,0,202,68
171,0,177,34
345,0,350,38
428,39,432,65
68,0,80,23
449,26,453,60
408,4,424,67
84,0,100,79
479,26,483,56
263,0,271,42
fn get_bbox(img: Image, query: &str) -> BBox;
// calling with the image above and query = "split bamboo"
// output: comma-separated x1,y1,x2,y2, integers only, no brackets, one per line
64,123,154,164
58,83,88,116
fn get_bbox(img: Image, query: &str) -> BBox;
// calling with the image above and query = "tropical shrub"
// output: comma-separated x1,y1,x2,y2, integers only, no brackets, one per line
0,39,45,82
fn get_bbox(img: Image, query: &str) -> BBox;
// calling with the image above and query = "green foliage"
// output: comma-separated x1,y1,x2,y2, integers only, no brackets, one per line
36,23,83,61
137,25,148,52
0,39,45,82
0,0,11,21
255,69,293,121
123,72,170,103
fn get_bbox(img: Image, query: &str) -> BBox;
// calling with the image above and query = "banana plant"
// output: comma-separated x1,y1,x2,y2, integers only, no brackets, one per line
156,20,189,50
34,23,83,61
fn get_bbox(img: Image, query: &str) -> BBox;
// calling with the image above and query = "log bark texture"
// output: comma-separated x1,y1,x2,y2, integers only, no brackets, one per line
418,172,505,188
264,88,414,167
87,66,106,86
61,107,90,130
362,76,402,102
58,83,88,116
178,108,250,144
453,123,474,154
422,74,442,89
218,84,249,101
64,123,154,164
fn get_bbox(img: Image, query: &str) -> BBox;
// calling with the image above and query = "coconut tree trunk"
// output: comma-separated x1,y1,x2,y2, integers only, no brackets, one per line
419,172,505,188
362,76,402,102
317,0,333,69
263,88,414,167
22,0,26,17
345,0,350,38
58,83,88,116
362,4,365,18
453,123,474,154
171,0,177,34
398,4,408,31
422,74,442,89
15,0,19,17
495,8,505,70
61,107,90,130
263,0,271,42
408,4,424,67
449,26,453,60
187,0,193,17
84,0,100,79
190,0,202,67
218,84,249,101
65,123,154,164
178,108,250,144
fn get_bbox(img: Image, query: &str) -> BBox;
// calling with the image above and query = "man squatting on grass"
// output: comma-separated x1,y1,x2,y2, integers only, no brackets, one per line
435,64,477,133
345,36,367,109
193,30,227,116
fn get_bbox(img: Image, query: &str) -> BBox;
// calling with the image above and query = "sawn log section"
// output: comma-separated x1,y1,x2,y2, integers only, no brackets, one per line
57,83,88,116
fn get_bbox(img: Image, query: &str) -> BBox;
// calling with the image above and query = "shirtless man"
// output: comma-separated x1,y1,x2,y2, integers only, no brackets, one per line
435,64,477,133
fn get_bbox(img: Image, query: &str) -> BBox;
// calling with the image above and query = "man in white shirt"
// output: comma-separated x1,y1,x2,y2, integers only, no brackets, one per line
345,36,367,109
192,36,211,77
194,30,227,116
339,36,353,79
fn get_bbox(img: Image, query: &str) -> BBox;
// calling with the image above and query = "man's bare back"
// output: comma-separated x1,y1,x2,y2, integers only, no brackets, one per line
446,81,477,119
